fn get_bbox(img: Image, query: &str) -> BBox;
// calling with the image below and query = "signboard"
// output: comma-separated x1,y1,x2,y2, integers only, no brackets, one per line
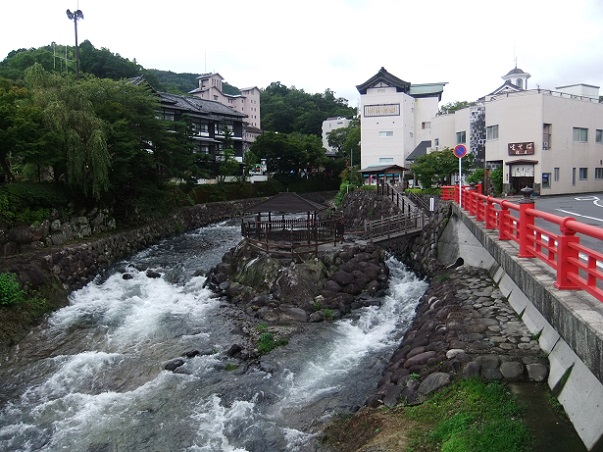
453,144,468,158
508,142,534,156
364,103,400,117
510,164,534,177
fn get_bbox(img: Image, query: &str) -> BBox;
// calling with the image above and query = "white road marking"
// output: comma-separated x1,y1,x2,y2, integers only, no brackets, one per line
575,196,603,208
555,209,603,224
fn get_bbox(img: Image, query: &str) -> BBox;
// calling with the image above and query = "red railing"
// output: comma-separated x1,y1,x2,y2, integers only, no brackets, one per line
441,185,603,303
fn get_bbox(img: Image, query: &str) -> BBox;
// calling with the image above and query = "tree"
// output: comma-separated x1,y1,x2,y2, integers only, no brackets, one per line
0,78,41,181
261,82,356,135
327,127,348,155
490,167,503,194
250,131,326,175
243,150,258,177
440,101,471,114
327,120,361,167
411,148,468,188
78,40,140,80
24,64,111,199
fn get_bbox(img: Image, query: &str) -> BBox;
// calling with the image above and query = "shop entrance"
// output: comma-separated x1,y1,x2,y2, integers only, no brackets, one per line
511,176,534,194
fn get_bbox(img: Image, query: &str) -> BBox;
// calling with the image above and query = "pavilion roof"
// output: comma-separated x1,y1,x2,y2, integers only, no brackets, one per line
246,192,328,214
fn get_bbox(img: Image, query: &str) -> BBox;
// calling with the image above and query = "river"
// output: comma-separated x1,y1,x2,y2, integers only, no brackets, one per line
0,220,428,452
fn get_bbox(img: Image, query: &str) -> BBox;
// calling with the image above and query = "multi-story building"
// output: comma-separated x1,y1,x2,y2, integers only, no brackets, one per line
157,92,246,161
131,75,246,163
430,66,603,195
355,67,447,170
189,73,261,154
322,116,352,156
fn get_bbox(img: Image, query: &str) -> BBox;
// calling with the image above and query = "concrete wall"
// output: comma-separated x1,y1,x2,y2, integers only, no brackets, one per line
442,204,603,450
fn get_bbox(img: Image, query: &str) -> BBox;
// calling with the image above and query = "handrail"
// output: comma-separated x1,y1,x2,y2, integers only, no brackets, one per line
362,211,424,240
440,185,603,303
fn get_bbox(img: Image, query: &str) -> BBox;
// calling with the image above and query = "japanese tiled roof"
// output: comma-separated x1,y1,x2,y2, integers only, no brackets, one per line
356,67,411,95
158,92,246,118
246,192,328,213
407,140,432,161
359,164,407,174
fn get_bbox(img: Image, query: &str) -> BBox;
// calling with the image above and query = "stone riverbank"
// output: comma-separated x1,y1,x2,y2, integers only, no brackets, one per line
365,264,549,408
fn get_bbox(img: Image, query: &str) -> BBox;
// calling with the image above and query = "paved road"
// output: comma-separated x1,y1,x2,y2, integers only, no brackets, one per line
531,192,603,253
535,193,603,230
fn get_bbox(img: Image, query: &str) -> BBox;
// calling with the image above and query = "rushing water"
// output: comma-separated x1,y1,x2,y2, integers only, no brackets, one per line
0,220,428,452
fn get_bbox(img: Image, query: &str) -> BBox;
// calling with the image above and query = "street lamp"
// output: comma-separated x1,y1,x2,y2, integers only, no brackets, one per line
66,9,84,79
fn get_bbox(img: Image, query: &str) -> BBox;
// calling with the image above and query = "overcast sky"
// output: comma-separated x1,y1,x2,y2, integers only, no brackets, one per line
3,0,603,107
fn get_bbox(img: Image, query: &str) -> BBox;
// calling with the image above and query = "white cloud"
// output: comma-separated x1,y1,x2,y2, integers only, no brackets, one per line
2,0,603,106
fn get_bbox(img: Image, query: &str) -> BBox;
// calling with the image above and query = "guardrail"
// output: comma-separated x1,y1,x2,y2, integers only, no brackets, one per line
441,185,603,303
362,212,425,240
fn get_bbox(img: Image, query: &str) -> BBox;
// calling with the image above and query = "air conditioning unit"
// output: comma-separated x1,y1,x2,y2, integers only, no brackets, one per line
542,142,549,150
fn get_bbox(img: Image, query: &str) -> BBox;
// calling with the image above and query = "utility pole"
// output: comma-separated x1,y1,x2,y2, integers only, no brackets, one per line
66,9,84,79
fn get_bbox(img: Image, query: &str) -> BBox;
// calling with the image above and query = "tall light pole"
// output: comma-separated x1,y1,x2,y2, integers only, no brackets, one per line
66,9,84,79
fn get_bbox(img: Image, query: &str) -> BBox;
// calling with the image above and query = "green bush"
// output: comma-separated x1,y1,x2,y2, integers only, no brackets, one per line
0,273,26,306
257,332,288,354
0,183,71,226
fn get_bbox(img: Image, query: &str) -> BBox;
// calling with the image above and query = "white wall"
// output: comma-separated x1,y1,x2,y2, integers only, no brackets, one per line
360,86,408,168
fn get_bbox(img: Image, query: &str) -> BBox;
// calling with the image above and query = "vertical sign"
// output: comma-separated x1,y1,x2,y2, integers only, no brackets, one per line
454,145,468,206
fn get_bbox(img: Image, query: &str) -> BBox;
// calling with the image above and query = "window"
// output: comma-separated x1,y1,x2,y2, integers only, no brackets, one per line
554,167,560,181
595,168,603,179
543,124,552,149
434,138,439,147
573,127,588,142
379,131,394,137
542,173,551,188
579,168,588,180
162,112,174,121
486,125,499,140
421,121,431,129
597,129,603,143
379,157,393,163
456,131,466,144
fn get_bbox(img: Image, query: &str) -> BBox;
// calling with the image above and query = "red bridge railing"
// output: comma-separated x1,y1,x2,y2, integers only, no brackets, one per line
441,185,603,303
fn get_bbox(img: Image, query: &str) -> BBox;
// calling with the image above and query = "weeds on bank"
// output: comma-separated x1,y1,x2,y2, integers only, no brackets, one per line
405,378,530,451
0,272,25,306
256,332,288,354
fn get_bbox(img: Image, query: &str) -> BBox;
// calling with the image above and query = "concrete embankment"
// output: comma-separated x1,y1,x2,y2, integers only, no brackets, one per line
437,204,603,451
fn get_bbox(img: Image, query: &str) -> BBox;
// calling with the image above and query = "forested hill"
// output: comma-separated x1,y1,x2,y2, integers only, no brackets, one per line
0,41,357,135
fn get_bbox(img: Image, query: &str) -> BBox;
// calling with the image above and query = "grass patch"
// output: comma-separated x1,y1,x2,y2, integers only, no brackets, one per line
256,332,288,354
406,378,530,451
0,272,26,306
323,308,334,320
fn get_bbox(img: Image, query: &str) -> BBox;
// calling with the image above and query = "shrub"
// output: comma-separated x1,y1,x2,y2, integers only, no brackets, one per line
0,273,26,306
257,332,288,354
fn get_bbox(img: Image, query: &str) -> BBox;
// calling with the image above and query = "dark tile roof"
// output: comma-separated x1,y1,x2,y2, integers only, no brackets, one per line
504,67,529,77
356,67,411,95
158,92,246,118
246,192,328,213
359,164,407,173
407,140,432,161
487,80,523,97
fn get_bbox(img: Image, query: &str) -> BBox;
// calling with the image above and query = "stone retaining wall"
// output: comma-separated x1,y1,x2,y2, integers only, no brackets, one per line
2,199,259,293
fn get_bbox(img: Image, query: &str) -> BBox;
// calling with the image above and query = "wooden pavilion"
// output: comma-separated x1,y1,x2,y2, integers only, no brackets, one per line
360,164,407,189
241,192,343,258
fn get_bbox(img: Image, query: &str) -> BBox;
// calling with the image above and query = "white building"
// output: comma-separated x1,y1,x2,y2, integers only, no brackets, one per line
322,116,352,156
430,66,603,195
189,73,262,155
356,67,446,171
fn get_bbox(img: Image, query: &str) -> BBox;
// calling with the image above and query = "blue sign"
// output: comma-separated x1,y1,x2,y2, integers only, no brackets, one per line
454,144,468,158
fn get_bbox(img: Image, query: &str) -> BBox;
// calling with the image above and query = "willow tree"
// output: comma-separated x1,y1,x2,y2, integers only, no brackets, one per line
24,64,111,199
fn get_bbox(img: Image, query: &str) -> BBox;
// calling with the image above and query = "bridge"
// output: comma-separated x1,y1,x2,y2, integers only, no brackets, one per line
438,185,603,451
